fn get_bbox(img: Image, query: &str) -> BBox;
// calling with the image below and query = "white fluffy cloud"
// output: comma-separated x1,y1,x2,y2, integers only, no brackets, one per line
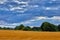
0,16,60,27
0,0,29,13
0,0,60,13
15,16,60,24
0,20,17,28
0,20,15,28
9,1,28,12
34,16,60,20
51,16,60,20
10,7,23,11
18,16,60,25
13,0,28,4
0,0,7,4
43,7,59,10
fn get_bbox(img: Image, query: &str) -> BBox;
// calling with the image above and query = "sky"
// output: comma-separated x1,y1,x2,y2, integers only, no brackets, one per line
0,0,60,28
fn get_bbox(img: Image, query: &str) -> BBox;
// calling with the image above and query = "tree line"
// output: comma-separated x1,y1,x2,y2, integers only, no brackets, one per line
0,22,60,31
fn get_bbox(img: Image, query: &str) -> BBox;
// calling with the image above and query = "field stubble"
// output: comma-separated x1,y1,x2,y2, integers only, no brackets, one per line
0,30,60,40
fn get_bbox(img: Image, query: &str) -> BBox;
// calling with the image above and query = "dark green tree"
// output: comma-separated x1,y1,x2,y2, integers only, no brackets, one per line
2,27,7,30
15,24,25,30
58,25,60,31
6,27,14,30
40,22,58,31
32,27,40,31
0,27,2,29
23,26,31,31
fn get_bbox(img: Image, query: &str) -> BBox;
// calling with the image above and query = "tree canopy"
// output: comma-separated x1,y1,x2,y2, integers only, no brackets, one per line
0,22,60,32
40,22,58,31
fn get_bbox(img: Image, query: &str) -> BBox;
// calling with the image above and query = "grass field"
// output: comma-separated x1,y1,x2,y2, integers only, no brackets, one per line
0,30,60,40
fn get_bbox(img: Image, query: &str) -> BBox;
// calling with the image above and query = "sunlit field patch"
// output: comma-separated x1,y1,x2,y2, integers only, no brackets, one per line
0,30,60,40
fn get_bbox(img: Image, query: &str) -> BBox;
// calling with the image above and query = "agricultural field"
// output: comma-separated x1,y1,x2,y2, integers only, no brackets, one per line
0,30,60,40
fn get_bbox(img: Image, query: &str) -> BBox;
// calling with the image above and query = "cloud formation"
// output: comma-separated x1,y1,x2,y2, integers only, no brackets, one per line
0,0,60,13
0,16,59,27
0,0,60,27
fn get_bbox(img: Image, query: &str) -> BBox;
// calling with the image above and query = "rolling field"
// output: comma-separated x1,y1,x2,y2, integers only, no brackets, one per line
0,30,60,40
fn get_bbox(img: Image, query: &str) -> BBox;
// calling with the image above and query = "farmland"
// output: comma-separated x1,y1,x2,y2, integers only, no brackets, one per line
0,30,60,40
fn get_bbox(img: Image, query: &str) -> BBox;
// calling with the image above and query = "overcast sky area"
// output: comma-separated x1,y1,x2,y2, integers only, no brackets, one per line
0,0,60,28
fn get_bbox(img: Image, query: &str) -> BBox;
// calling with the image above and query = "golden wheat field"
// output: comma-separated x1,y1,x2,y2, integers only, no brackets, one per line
0,30,60,40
